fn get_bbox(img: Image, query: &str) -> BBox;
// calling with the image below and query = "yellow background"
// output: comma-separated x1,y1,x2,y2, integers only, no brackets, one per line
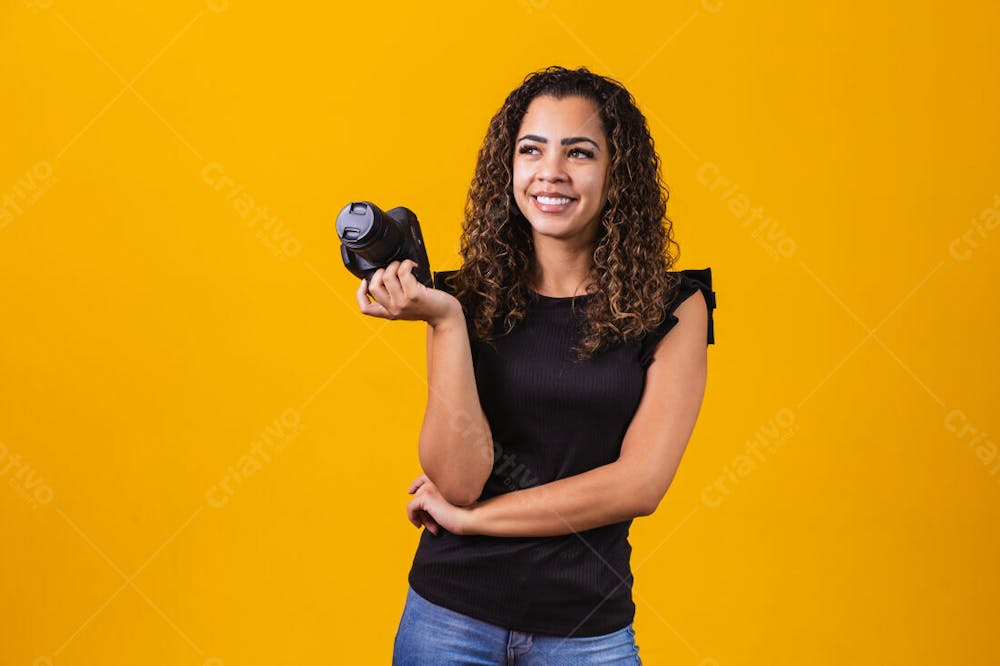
2,1,999,664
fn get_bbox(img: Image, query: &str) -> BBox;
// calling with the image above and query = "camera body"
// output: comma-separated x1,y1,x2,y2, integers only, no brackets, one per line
336,201,432,287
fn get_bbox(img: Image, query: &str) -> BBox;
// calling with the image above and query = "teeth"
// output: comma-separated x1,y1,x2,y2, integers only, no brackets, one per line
536,196,572,205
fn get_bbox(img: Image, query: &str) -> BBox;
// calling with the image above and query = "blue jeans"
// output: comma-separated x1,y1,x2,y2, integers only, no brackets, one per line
392,585,643,665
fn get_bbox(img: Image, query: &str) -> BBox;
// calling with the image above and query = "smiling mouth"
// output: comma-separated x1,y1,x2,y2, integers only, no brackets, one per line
532,194,576,212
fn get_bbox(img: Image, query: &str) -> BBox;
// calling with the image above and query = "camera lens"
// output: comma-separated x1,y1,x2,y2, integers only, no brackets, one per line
336,201,403,263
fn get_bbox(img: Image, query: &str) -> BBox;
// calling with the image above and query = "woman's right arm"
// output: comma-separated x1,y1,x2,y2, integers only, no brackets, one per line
357,259,493,507
419,313,493,506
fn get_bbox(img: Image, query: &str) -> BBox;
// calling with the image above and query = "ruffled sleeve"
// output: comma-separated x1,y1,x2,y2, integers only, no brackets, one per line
433,269,459,295
638,267,716,368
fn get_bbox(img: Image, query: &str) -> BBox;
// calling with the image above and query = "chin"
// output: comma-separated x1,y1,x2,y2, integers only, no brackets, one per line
528,222,583,239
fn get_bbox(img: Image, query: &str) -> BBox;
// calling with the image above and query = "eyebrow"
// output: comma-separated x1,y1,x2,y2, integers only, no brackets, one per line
517,134,601,150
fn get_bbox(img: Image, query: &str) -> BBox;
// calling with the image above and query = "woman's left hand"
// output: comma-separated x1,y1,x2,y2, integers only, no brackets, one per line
407,474,475,536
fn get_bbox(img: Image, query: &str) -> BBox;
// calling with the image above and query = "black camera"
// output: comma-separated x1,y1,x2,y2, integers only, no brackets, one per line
336,201,432,287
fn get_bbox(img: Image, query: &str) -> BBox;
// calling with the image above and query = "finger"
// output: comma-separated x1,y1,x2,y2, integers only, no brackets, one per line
368,267,388,303
409,473,428,494
370,267,400,317
381,261,405,305
397,260,419,299
356,278,369,307
357,278,375,312
406,499,421,528
414,508,429,527
357,280,391,318
420,511,440,535
413,507,439,535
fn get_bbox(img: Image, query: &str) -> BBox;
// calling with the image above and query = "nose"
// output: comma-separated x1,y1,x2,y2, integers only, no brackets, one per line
536,150,568,183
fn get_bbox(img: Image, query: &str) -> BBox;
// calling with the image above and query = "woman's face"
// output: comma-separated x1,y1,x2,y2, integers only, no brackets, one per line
512,94,611,246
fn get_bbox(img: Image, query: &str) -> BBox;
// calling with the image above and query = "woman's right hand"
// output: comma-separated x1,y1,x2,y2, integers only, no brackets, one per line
356,259,462,327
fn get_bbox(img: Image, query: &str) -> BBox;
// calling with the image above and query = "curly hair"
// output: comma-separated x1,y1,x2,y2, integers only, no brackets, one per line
442,65,683,361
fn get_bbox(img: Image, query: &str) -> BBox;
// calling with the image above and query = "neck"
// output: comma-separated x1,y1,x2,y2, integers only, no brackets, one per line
529,235,596,297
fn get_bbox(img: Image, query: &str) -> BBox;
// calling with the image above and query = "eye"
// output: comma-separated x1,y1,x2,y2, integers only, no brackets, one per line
517,145,595,158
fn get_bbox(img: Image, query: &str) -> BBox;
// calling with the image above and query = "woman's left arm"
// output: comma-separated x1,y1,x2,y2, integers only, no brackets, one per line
407,290,710,538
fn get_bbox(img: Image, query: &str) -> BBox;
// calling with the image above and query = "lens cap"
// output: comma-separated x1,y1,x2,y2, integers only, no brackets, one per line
336,201,376,245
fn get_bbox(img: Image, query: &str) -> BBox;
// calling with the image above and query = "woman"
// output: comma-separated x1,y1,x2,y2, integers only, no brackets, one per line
357,65,716,665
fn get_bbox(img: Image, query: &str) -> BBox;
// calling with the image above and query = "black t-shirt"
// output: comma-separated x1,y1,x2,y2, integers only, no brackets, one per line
407,267,717,637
